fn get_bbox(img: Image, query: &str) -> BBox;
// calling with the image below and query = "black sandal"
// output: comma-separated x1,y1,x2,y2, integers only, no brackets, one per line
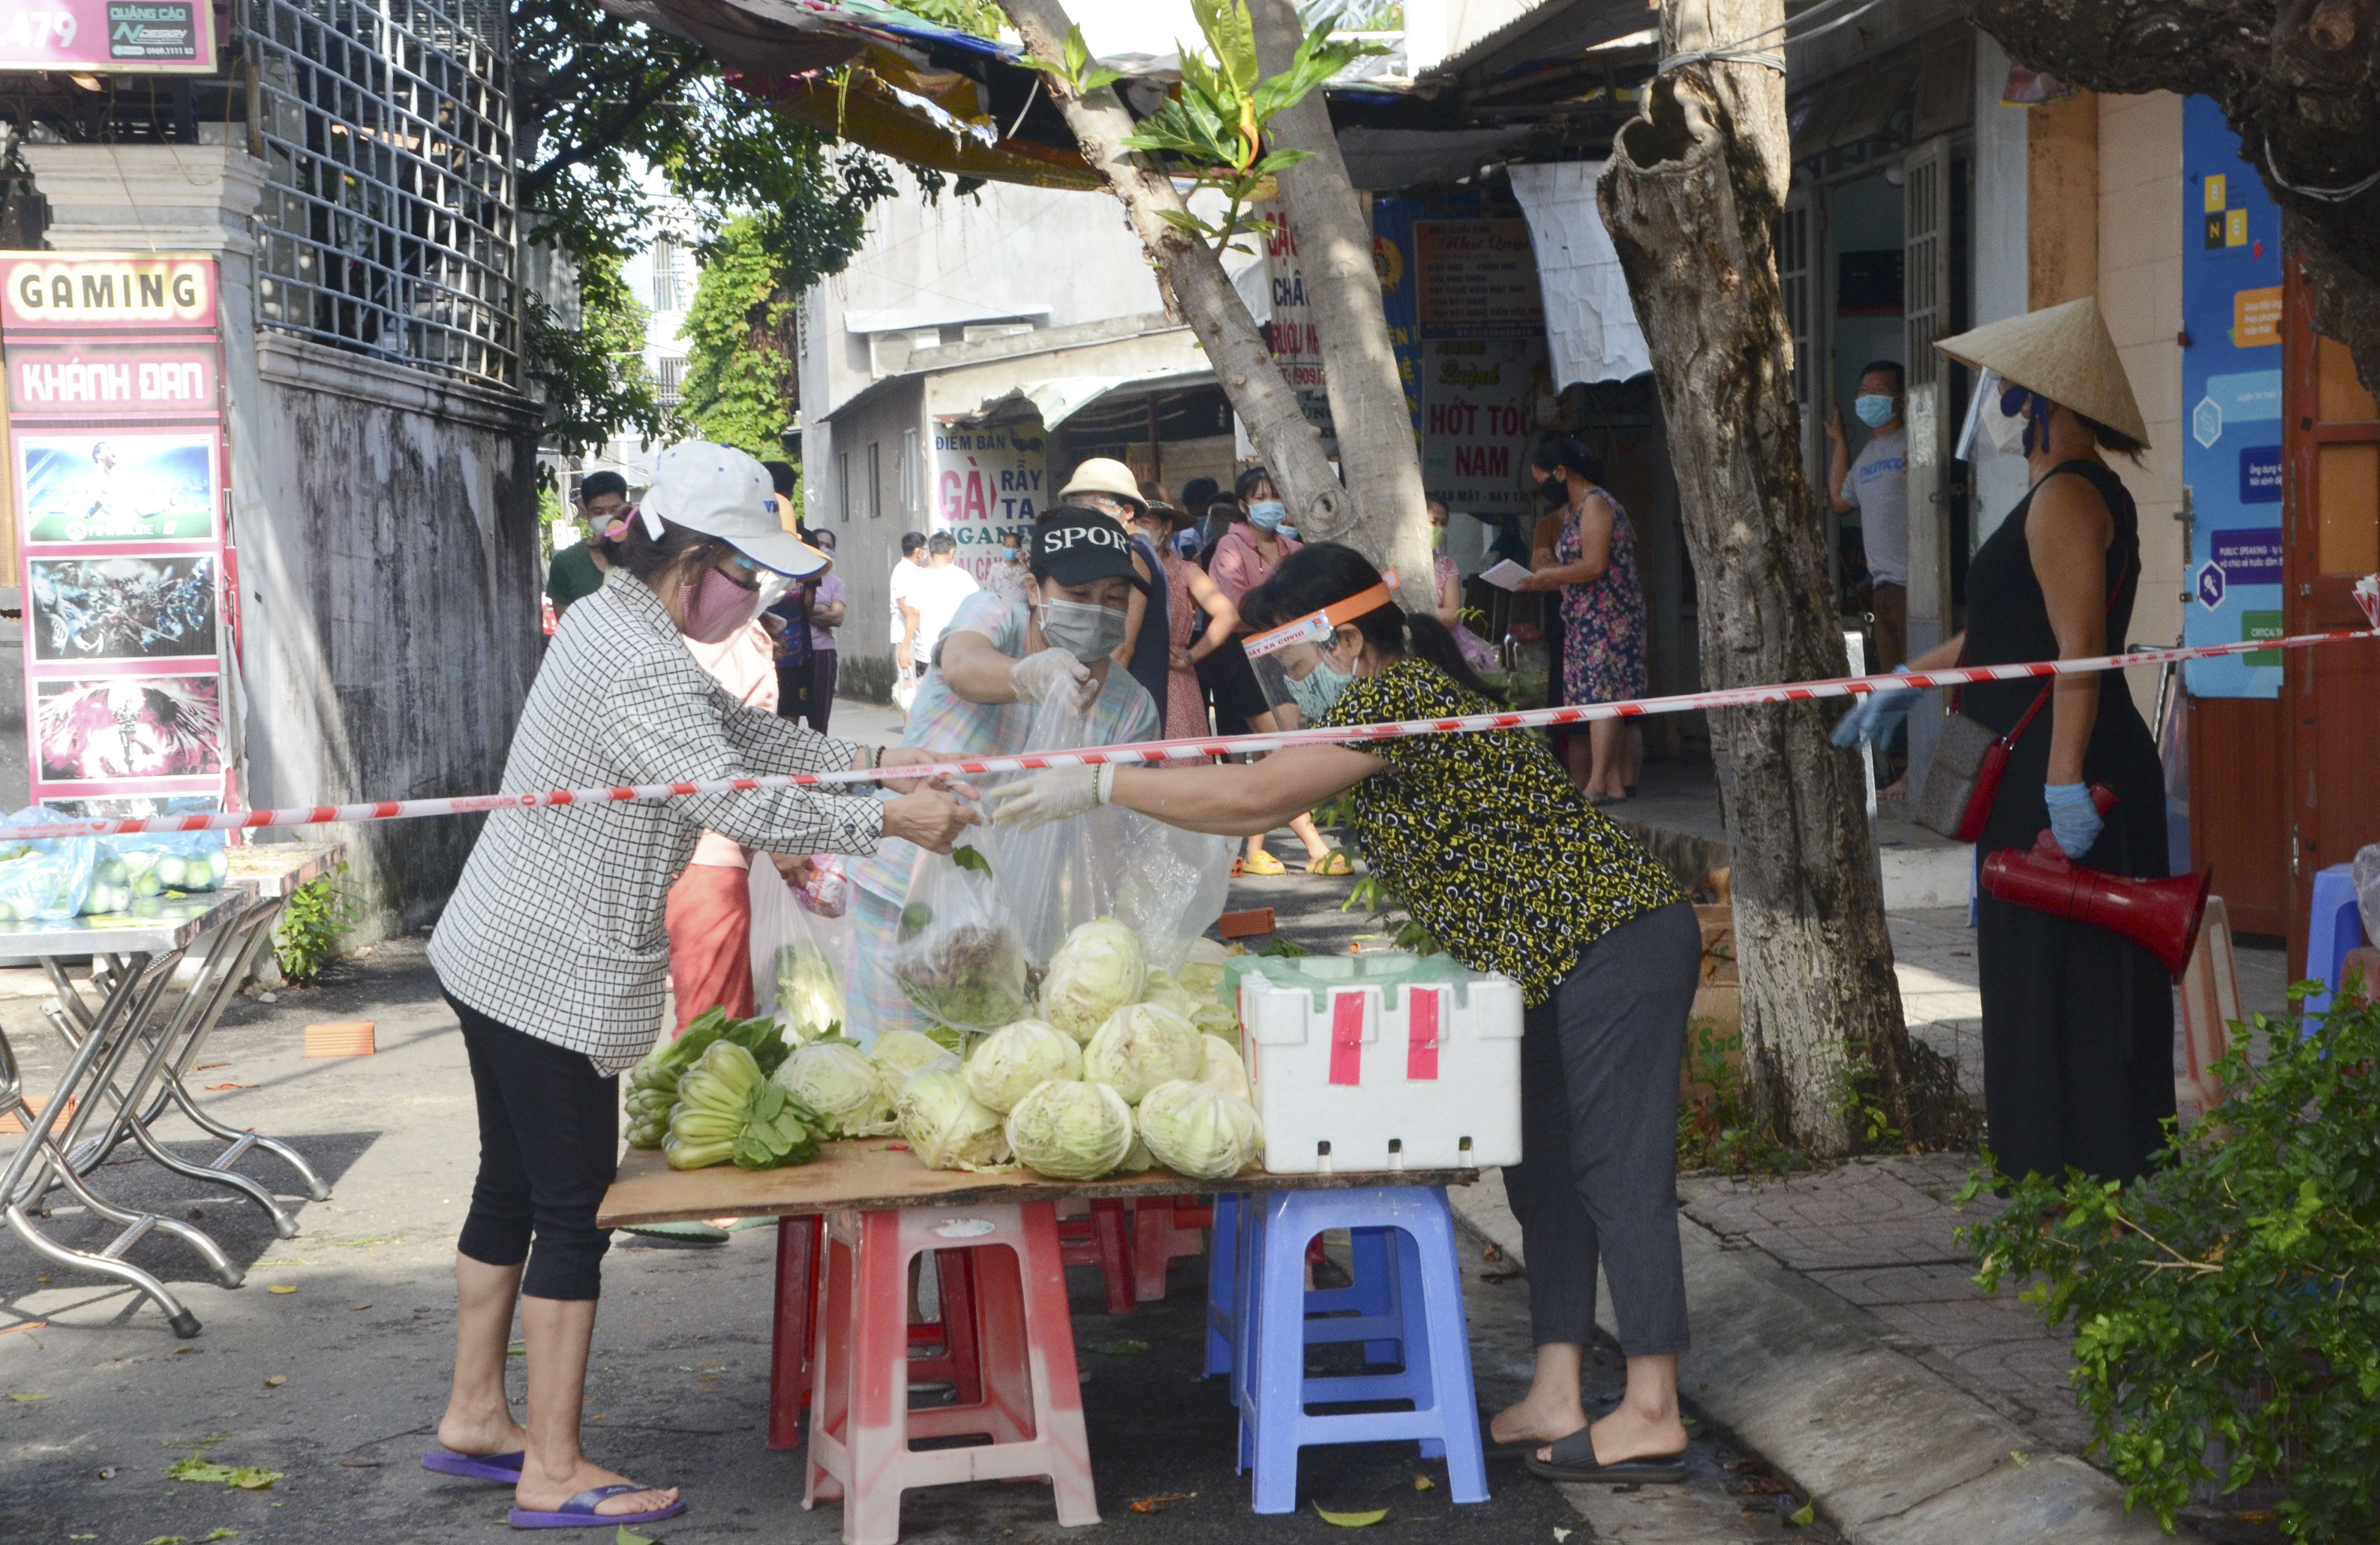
1523,1428,1688,1484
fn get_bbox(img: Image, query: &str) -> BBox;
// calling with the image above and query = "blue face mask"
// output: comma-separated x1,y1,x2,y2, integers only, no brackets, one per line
1248,501,1287,532
1286,655,1354,722
1278,525,1300,541
1854,394,1897,430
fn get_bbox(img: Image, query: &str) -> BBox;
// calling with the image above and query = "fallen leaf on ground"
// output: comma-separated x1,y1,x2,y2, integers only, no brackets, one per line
166,1458,282,1489
147,1535,186,1544
1315,1506,1388,1527
2008,1449,2029,1467
1,1321,47,1335
203,1531,240,1541
203,1083,255,1091
262,1376,287,1388
508,1343,527,1357
615,1527,654,1545
1729,1475,1789,1496
69,1535,95,1540
1481,1243,1502,1261
194,1062,230,1071
1552,1531,1572,1544
8,1392,47,1402
1127,1492,1195,1514
1787,1503,1815,1527
338,1459,379,1469
1480,1269,1523,1283
348,1304,372,1312
1089,1340,1149,1356
1412,1473,1435,1491
266,1286,297,1295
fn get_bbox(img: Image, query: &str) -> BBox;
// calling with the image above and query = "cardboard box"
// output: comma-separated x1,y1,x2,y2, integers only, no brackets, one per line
0,1094,76,1136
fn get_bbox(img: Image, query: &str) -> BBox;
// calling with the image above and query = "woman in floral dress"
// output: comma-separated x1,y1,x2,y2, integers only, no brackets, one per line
1518,436,1646,803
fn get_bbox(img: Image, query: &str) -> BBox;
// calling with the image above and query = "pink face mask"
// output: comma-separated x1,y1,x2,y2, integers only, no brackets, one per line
681,563,760,644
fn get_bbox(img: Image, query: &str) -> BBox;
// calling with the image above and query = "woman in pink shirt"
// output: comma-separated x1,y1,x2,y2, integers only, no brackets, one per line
664,619,787,1035
1205,469,1343,877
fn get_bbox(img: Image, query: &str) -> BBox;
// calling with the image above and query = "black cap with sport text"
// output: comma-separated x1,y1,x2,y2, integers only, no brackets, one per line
1032,505,1149,590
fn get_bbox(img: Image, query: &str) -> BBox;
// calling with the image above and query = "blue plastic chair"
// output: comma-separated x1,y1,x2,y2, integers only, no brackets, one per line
1228,1186,1488,1513
2301,864,2368,1025
1205,1195,1401,1378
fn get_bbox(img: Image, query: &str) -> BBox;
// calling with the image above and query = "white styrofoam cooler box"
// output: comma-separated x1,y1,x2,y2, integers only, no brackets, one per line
1236,955,1523,1174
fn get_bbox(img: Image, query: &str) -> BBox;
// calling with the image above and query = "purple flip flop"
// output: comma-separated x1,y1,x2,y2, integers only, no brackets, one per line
420,1447,525,1483
508,1483,687,1530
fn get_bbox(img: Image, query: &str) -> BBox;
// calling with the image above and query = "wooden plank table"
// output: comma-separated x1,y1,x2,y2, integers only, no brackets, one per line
598,1139,1475,1227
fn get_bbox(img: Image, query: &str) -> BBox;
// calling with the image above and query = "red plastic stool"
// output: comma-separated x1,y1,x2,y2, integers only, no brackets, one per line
769,1217,986,1450
805,1202,1100,1545
1132,1196,1212,1302
1054,1195,1136,1315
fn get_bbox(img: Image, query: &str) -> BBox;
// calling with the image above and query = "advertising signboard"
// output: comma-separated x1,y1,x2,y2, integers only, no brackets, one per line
931,422,1047,584
0,0,216,74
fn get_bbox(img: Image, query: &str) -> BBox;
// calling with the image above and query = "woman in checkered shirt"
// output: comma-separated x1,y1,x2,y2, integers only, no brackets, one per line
426,444,975,1530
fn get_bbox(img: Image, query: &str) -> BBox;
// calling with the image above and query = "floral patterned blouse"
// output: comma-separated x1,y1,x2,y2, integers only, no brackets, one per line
1322,658,1683,1005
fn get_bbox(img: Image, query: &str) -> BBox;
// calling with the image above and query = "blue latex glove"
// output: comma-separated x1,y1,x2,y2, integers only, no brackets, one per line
1831,666,1920,749
2044,782,2103,860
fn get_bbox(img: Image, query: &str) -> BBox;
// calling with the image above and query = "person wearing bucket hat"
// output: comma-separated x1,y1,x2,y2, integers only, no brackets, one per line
1837,297,2173,1186
838,503,1163,1044
425,441,975,1530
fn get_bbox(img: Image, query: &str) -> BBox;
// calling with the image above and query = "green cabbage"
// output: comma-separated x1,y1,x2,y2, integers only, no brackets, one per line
1039,919,1147,1043
963,1018,1082,1114
1004,1079,1136,1180
1177,938,1230,1002
774,941,846,1043
1082,1001,1203,1104
773,1041,896,1137
664,1041,822,1171
1189,1000,1239,1041
1137,968,1199,1019
895,1066,1012,1171
1135,1080,1263,1180
1196,1033,1251,1102
872,1028,956,1099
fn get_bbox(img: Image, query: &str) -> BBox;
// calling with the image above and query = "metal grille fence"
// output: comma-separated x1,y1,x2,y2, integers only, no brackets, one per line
249,0,519,390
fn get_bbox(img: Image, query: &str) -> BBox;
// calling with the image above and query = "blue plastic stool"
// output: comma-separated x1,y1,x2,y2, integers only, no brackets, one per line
1205,1195,1402,1378
2302,864,2368,1026
1229,1186,1488,1513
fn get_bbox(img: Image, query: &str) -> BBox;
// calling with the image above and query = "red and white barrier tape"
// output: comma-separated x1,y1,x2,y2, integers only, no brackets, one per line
9,623,2376,843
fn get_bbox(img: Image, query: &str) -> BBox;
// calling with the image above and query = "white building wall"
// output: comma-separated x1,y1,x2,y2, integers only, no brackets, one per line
1970,32,2031,542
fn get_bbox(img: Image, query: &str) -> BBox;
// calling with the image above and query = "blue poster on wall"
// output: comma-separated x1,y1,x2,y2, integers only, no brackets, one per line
2180,94,2283,699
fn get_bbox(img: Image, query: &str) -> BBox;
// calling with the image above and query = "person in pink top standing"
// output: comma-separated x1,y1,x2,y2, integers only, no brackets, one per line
1205,468,1342,876
664,617,783,1036
1127,497,1238,738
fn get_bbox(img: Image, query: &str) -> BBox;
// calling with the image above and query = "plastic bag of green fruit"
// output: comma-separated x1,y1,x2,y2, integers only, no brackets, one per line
0,807,97,922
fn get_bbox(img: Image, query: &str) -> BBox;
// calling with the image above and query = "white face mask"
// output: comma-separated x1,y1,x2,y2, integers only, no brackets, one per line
1979,383,2030,458
1038,598,1128,664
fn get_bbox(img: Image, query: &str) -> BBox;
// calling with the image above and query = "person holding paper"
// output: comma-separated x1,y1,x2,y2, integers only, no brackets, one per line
1515,436,1647,804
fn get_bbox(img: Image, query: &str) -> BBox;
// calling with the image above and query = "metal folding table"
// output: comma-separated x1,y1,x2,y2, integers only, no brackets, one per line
0,842,346,1336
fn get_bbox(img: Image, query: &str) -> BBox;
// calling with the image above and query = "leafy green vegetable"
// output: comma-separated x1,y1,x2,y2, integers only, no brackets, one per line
664,1041,821,1172
1004,1079,1135,1181
1137,1079,1262,1180
948,845,994,879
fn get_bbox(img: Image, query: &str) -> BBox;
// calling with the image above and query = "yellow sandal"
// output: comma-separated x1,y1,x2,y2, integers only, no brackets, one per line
1242,849,1287,876
1305,850,1353,876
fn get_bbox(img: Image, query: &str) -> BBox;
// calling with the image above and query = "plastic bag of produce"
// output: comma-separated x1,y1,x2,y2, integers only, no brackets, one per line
97,829,229,901
892,839,1029,1035
895,1065,1013,1171
1136,1079,1263,1180
964,1018,1082,1114
0,807,95,922
749,862,849,1044
772,1040,896,1137
992,694,1234,970
1005,1078,1136,1180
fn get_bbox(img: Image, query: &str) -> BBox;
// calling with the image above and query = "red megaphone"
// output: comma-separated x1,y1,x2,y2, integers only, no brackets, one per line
1979,785,2213,979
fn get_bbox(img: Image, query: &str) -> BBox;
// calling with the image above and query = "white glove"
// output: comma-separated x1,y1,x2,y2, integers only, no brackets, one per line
987,765,1112,832
1008,648,1094,708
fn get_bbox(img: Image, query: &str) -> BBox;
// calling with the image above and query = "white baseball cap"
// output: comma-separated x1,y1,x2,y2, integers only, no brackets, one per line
637,441,827,577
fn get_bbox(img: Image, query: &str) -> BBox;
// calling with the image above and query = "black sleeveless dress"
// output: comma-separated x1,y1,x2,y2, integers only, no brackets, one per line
1961,459,2172,1184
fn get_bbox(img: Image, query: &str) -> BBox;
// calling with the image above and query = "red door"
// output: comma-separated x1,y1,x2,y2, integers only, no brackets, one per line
2280,254,2380,972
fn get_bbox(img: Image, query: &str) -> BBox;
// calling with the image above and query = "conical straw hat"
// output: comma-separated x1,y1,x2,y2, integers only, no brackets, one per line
1933,297,2150,449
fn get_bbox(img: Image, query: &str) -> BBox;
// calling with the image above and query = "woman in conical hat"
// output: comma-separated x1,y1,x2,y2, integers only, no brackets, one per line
1837,296,2175,1184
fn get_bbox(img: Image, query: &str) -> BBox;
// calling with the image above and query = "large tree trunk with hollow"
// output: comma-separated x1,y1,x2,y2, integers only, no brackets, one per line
1600,0,1964,1155
1247,0,1433,601
1961,0,2379,393
997,0,1351,535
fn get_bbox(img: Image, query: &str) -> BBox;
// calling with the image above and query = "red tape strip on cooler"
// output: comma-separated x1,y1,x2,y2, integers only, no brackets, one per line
1408,988,1441,1081
1329,993,1364,1085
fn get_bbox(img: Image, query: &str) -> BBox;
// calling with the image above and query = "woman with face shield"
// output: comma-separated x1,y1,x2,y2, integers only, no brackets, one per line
990,542,1700,1487
1836,298,2172,1187
424,443,975,1529
838,505,1162,1045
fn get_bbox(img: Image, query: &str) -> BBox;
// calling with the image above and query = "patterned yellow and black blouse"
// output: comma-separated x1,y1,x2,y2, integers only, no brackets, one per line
1322,658,1683,1006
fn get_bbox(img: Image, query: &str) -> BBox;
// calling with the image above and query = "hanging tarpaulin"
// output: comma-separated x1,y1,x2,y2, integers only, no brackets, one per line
1506,161,1651,387
2179,95,2284,700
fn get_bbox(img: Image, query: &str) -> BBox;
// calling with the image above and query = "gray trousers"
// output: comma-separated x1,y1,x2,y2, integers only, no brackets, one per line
1500,900,1698,1356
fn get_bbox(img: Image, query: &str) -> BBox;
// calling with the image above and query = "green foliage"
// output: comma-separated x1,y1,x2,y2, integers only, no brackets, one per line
898,0,1006,37
1837,1037,1904,1150
677,215,799,458
1955,985,2380,1538
527,249,665,471
1676,1018,1802,1176
273,864,358,985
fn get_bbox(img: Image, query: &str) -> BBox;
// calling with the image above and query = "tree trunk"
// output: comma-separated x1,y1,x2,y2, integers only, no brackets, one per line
1599,0,1961,1156
1959,0,2379,395
995,0,1350,532
1245,0,1433,600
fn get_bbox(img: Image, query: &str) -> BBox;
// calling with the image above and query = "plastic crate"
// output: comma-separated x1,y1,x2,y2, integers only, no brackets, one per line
1234,953,1523,1174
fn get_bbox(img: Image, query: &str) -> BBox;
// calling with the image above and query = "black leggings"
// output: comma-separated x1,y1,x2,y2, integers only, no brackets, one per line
447,994,620,1301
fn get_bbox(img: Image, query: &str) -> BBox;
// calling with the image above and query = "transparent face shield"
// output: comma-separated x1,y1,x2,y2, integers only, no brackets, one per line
1240,574,1396,730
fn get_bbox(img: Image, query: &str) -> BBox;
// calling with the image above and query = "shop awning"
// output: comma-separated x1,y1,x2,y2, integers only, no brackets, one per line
1507,160,1651,386
941,361,1220,431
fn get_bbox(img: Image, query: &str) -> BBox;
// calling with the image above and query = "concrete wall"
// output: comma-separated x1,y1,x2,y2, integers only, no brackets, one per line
1970,33,2032,539
26,144,543,938
807,378,929,694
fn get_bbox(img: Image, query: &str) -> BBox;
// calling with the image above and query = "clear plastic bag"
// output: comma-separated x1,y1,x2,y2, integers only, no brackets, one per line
0,806,96,921
89,829,229,914
750,861,852,1044
994,693,1234,971
893,833,1030,1035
